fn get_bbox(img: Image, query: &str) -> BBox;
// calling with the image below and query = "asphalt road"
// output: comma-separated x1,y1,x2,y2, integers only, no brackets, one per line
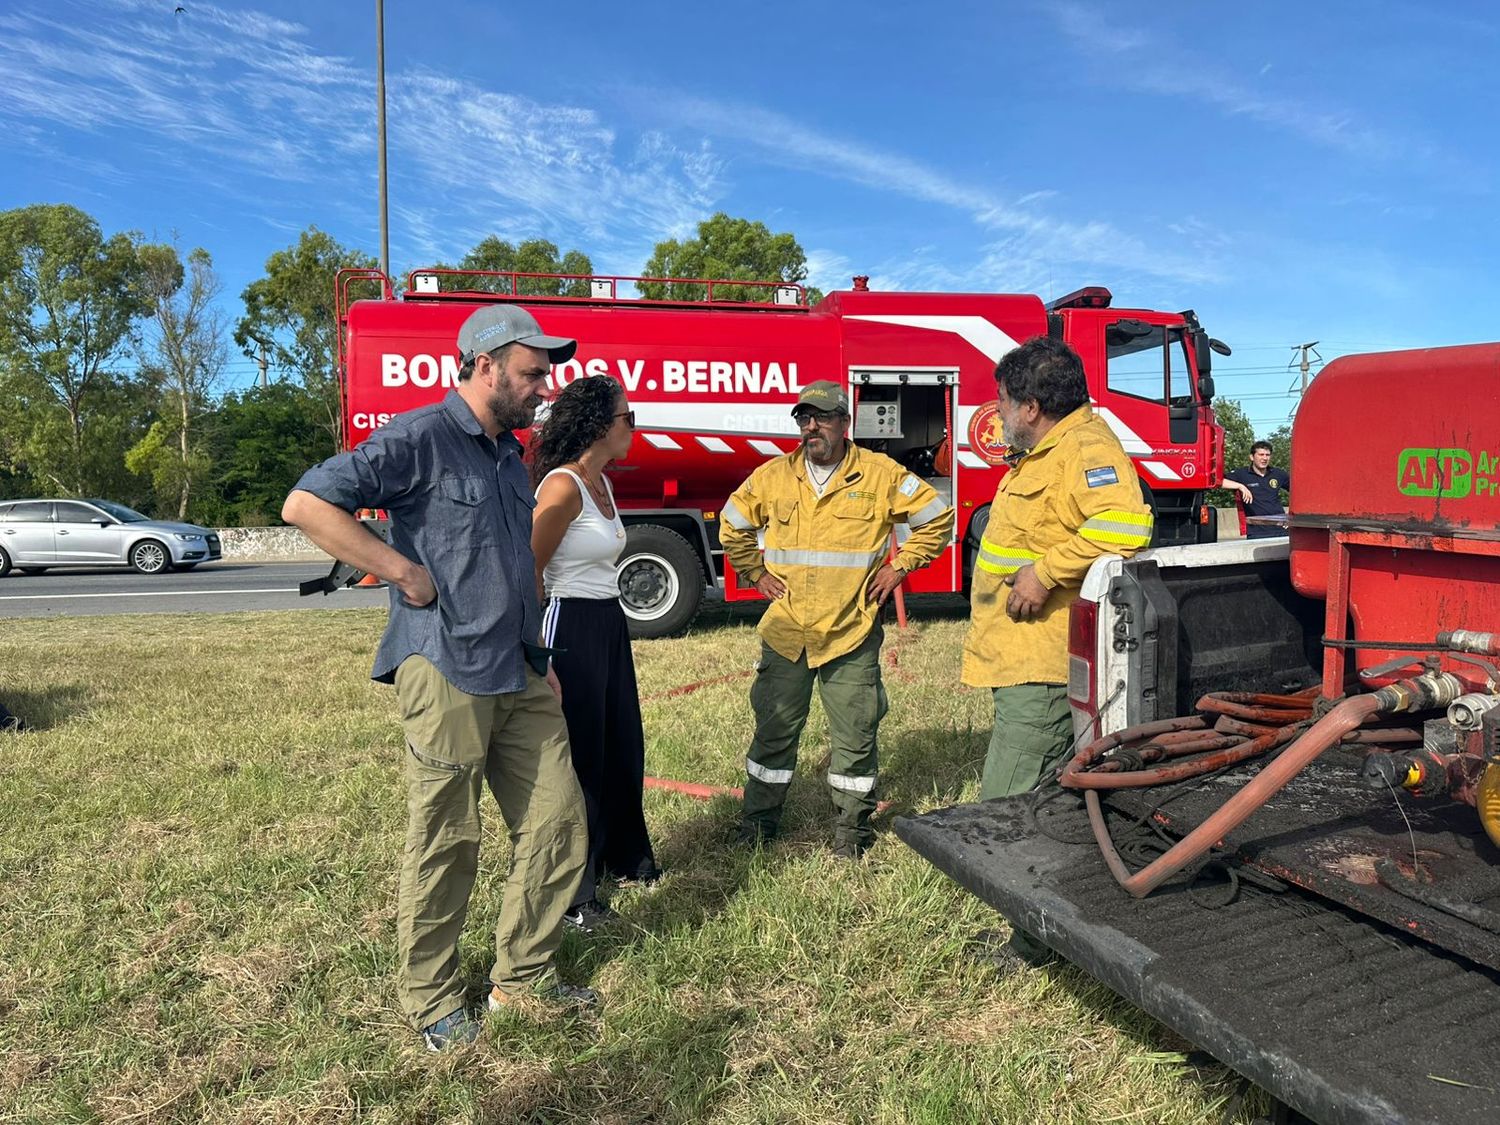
0,561,392,618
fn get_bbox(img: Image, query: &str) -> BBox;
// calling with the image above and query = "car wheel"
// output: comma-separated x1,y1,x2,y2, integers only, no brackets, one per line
19,567,47,575
616,525,704,639
129,539,171,574
0,546,10,578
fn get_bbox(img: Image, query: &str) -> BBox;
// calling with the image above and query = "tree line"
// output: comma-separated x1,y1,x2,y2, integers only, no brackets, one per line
0,202,1280,527
0,207,818,526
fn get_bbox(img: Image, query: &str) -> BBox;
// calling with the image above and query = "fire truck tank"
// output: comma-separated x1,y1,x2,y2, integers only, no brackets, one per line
1288,343,1500,687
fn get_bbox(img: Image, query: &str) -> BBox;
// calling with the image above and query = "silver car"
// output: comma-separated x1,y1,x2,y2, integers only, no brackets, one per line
0,498,222,576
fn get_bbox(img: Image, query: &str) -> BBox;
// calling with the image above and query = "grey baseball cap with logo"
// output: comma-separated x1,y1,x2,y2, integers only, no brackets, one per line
791,380,850,416
457,305,577,365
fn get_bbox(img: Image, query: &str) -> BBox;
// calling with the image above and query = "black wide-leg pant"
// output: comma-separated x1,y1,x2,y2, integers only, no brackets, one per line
544,596,657,907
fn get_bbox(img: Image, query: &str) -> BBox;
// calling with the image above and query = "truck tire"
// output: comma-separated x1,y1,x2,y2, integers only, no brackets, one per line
961,504,992,596
616,525,704,640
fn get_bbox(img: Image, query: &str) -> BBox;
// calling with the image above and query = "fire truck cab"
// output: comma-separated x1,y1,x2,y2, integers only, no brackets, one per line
335,269,1226,638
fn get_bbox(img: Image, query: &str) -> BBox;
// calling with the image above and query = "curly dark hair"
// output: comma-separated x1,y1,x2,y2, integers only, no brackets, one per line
529,376,624,485
995,335,1088,420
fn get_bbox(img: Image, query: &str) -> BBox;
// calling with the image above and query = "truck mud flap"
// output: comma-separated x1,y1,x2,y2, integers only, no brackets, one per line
896,797,1500,1125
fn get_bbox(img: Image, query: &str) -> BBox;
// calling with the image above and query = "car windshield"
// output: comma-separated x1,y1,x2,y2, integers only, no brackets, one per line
85,499,150,522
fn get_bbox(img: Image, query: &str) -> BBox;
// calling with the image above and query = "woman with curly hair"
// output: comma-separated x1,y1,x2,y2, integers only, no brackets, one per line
530,376,660,933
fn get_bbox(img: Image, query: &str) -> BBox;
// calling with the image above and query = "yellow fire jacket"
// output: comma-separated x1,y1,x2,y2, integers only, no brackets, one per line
961,404,1153,688
721,443,955,667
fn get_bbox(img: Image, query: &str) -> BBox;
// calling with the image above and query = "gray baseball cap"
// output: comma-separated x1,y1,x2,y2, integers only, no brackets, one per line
791,380,850,415
457,305,576,365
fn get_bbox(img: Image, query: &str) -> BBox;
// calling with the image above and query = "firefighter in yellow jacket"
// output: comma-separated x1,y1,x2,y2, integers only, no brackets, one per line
963,336,1153,799
720,381,955,857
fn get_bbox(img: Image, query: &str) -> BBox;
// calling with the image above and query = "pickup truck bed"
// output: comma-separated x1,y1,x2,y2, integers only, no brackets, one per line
896,780,1500,1125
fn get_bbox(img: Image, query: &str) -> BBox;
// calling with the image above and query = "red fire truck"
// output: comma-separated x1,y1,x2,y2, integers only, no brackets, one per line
334,268,1228,637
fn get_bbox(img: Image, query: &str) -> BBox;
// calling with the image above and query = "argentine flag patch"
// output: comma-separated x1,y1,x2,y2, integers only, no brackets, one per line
898,474,920,497
1085,466,1119,489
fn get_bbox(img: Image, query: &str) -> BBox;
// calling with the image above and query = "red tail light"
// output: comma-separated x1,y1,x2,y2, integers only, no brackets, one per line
1068,599,1099,732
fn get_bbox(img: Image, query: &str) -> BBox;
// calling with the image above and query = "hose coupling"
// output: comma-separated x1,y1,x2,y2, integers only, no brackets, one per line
1448,693,1500,731
1373,672,1465,714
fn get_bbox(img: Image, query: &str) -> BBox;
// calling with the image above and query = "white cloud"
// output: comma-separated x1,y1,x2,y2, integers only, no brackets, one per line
1049,1,1393,159
0,2,726,268
658,94,1219,288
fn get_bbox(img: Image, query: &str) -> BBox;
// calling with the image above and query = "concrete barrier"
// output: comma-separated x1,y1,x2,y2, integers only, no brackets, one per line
215,526,331,562
1214,506,1244,540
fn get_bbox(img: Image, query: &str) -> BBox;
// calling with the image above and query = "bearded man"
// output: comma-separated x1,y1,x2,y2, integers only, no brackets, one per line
719,380,954,857
283,306,592,1051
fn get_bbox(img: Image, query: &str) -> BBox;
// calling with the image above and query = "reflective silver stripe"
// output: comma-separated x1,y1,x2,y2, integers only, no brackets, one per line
722,499,754,531
827,772,876,794
746,759,794,785
906,496,948,528
763,547,883,569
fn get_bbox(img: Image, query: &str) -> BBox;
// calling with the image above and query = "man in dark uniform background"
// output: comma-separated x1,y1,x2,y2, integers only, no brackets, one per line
1223,440,1291,538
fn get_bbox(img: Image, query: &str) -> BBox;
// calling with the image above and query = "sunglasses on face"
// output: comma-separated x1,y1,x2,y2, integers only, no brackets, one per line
794,409,840,428
615,410,636,429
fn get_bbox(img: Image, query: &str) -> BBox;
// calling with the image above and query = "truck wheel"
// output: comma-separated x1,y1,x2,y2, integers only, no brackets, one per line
616,525,704,639
961,505,992,596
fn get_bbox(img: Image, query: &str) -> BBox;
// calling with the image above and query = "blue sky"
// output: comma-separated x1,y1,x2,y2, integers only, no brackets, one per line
3,0,1495,432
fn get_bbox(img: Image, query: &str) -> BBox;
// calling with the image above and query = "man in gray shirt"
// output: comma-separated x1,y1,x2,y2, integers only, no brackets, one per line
283,306,590,1051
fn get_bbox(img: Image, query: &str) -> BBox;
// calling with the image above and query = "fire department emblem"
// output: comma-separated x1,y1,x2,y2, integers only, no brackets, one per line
968,401,1010,466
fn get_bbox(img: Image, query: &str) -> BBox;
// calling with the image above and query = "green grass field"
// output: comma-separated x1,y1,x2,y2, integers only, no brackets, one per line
0,604,1258,1123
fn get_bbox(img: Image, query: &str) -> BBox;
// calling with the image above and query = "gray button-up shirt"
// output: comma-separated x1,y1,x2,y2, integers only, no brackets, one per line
293,391,540,695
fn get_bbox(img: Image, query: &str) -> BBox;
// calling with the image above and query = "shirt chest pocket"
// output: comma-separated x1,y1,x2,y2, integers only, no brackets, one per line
1000,473,1054,545
434,475,499,546
767,498,799,547
827,501,877,549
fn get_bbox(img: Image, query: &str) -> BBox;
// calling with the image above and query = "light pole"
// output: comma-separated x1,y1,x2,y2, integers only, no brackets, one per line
375,0,390,278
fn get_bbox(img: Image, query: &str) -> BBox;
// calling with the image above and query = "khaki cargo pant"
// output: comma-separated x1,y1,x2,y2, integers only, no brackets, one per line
980,683,1074,800
740,627,889,850
393,656,587,1031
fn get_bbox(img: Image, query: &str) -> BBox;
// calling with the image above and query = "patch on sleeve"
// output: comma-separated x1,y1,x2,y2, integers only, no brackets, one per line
898,474,920,497
1084,466,1120,489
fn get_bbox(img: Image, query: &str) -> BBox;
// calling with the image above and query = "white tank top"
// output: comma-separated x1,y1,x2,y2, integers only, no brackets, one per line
537,467,627,600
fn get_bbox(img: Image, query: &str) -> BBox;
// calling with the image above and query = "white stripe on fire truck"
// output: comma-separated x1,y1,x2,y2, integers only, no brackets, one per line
956,451,989,470
632,403,799,436
641,433,682,450
844,314,1020,363
1090,407,1153,455
1141,460,1182,481
696,436,734,454
749,439,788,456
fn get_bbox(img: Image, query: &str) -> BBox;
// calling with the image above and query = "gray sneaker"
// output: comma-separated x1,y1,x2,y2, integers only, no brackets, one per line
488,979,600,1013
421,1008,481,1052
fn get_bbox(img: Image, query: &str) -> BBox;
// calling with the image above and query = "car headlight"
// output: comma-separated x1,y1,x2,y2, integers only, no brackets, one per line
173,533,204,541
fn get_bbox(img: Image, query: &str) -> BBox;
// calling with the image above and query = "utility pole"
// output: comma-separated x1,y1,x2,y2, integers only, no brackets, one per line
1286,340,1323,417
256,340,268,388
375,0,390,279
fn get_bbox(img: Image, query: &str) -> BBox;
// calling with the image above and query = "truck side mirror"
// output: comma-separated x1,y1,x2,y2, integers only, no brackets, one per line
1193,329,1213,376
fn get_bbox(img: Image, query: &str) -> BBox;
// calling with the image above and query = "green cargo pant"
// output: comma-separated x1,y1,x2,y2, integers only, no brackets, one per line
740,628,889,851
980,683,1074,800
393,656,587,1031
